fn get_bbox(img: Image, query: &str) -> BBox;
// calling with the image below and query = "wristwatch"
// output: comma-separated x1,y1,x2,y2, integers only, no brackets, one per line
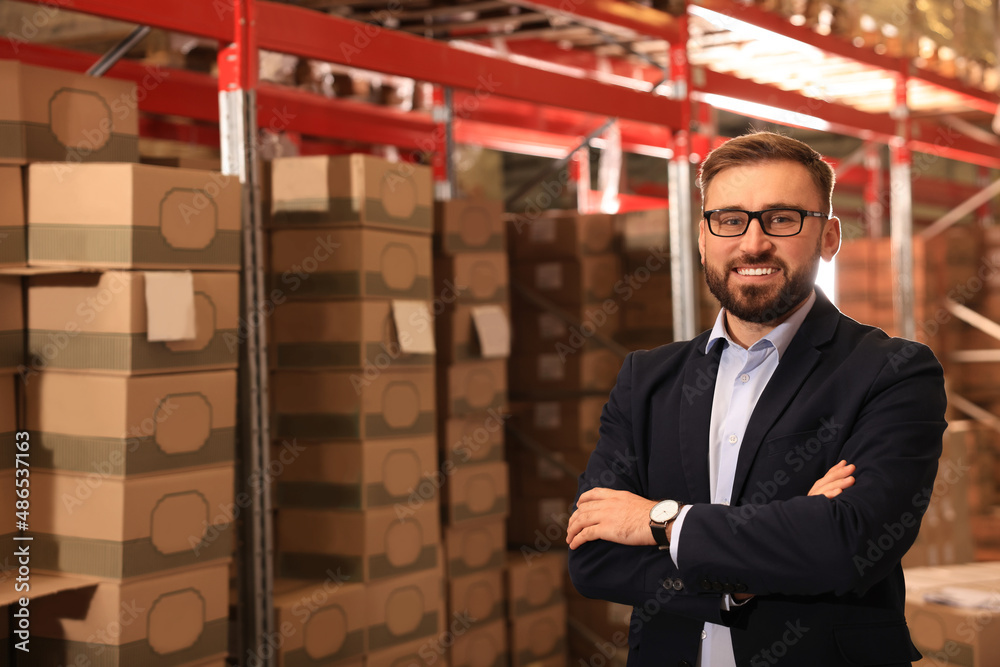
649,499,684,550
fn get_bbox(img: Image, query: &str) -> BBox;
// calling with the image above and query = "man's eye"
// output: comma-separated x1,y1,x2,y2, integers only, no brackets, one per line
719,217,744,226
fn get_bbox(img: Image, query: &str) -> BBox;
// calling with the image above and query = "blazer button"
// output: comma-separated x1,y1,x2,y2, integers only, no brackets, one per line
663,577,674,590
679,661,693,667
672,579,684,591
735,583,748,593
723,583,735,593
712,582,724,592
700,580,712,591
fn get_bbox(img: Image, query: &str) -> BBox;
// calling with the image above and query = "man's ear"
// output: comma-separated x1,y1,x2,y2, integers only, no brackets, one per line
821,216,841,262
698,219,707,265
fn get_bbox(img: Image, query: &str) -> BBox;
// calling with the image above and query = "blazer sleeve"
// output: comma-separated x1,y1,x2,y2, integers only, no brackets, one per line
671,341,946,597
567,351,730,626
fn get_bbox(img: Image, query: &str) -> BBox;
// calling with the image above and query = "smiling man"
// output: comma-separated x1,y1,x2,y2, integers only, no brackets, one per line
565,131,947,667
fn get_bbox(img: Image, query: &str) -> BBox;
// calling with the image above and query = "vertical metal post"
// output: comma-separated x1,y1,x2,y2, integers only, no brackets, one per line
890,69,915,339
432,85,456,201
669,9,697,342
863,143,884,238
218,1,275,664
575,148,592,213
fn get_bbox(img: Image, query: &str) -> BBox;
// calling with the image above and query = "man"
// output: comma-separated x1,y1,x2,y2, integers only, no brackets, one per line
565,131,946,667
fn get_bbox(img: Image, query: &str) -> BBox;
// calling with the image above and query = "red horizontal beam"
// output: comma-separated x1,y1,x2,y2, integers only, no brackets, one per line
513,0,680,43
31,0,233,40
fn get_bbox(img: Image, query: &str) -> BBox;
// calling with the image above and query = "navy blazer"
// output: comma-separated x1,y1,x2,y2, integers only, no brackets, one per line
568,290,947,667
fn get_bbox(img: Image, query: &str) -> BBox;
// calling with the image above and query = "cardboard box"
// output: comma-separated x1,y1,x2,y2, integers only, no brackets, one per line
272,436,437,510
278,502,440,582
443,461,509,525
269,227,432,300
507,497,571,547
506,551,566,617
509,602,567,667
27,271,239,375
440,414,506,468
28,163,241,269
30,465,234,578
0,166,24,267
438,359,507,418
141,156,222,171
0,59,139,164
444,519,506,578
0,277,22,373
272,368,435,441
509,399,604,454
272,578,366,667
508,214,616,260
508,349,621,394
510,256,622,305
32,561,229,666
434,253,509,304
449,569,505,627
26,370,236,475
452,619,508,667
270,154,432,234
367,567,445,652
366,636,444,667
510,294,620,353
507,445,582,500
0,374,14,448
437,302,511,364
565,586,631,643
435,198,505,255
619,209,669,253
619,273,672,332
271,299,435,369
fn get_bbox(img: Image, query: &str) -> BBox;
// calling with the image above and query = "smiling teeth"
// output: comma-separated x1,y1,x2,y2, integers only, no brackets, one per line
737,268,775,276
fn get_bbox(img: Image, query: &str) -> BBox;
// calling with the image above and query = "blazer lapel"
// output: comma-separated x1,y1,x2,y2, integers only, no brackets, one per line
730,291,840,501
677,340,723,503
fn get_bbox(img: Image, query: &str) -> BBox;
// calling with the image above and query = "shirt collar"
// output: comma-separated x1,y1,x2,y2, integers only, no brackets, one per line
705,289,817,361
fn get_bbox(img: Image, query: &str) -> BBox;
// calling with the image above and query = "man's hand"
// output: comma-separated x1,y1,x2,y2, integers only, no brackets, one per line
566,488,658,550
809,460,855,498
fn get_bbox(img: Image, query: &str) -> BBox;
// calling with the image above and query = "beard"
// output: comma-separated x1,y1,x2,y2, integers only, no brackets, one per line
704,241,821,325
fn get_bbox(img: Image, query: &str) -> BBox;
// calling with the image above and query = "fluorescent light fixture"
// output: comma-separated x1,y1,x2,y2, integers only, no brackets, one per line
695,92,832,132
688,5,824,58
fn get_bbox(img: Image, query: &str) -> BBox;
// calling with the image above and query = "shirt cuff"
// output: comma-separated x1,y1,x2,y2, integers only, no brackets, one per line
667,504,694,568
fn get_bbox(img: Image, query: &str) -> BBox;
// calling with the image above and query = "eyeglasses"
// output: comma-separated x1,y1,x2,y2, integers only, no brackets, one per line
704,208,828,237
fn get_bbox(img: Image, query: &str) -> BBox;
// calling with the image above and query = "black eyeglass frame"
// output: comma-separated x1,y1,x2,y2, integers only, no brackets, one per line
703,208,829,237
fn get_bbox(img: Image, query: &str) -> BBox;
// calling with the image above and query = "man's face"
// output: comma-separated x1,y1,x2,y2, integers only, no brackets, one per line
698,160,841,325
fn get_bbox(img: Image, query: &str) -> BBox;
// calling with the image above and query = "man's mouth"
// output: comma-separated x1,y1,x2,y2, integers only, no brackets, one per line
734,267,778,276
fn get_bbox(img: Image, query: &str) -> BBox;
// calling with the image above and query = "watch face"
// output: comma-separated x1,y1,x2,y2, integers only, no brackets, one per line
650,499,679,523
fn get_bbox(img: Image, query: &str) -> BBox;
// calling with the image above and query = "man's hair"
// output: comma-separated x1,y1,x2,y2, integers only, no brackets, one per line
697,130,836,215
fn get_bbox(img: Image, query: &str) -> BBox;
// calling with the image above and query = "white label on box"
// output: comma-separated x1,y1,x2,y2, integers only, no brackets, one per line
534,263,562,291
144,272,196,342
530,218,557,244
538,354,564,381
538,313,566,340
533,402,561,429
472,305,510,359
392,300,436,354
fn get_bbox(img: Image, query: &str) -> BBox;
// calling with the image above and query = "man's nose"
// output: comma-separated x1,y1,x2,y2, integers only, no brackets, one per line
739,217,774,255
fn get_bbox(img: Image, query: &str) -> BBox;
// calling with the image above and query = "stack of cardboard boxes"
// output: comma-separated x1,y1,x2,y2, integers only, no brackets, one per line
614,209,673,352
266,154,445,667
23,160,241,665
433,197,512,667
506,551,568,667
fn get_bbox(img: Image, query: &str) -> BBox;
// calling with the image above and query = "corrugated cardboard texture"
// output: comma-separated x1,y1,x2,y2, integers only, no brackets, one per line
443,461,509,525
508,349,620,394
269,227,432,300
440,414,506,468
271,299,434,369
509,255,622,305
0,277,23,373
28,163,241,269
451,620,508,667
0,375,15,461
30,465,235,578
506,551,566,617
509,400,603,454
508,214,616,260
28,271,239,374
24,370,236,475
444,519,506,578
278,502,440,583
509,602,567,667
509,294,620,353
507,496,571,547
0,166,25,266
365,635,443,667
273,578,366,667
448,569,505,628
32,561,229,666
437,359,507,418
434,198,505,255
272,368,435,441
366,567,444,651
434,253,509,304
0,60,139,164
270,155,432,234
437,302,511,364
272,436,437,510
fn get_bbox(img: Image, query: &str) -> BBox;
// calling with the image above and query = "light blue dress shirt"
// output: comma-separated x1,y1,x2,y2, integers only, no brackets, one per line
668,290,817,667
